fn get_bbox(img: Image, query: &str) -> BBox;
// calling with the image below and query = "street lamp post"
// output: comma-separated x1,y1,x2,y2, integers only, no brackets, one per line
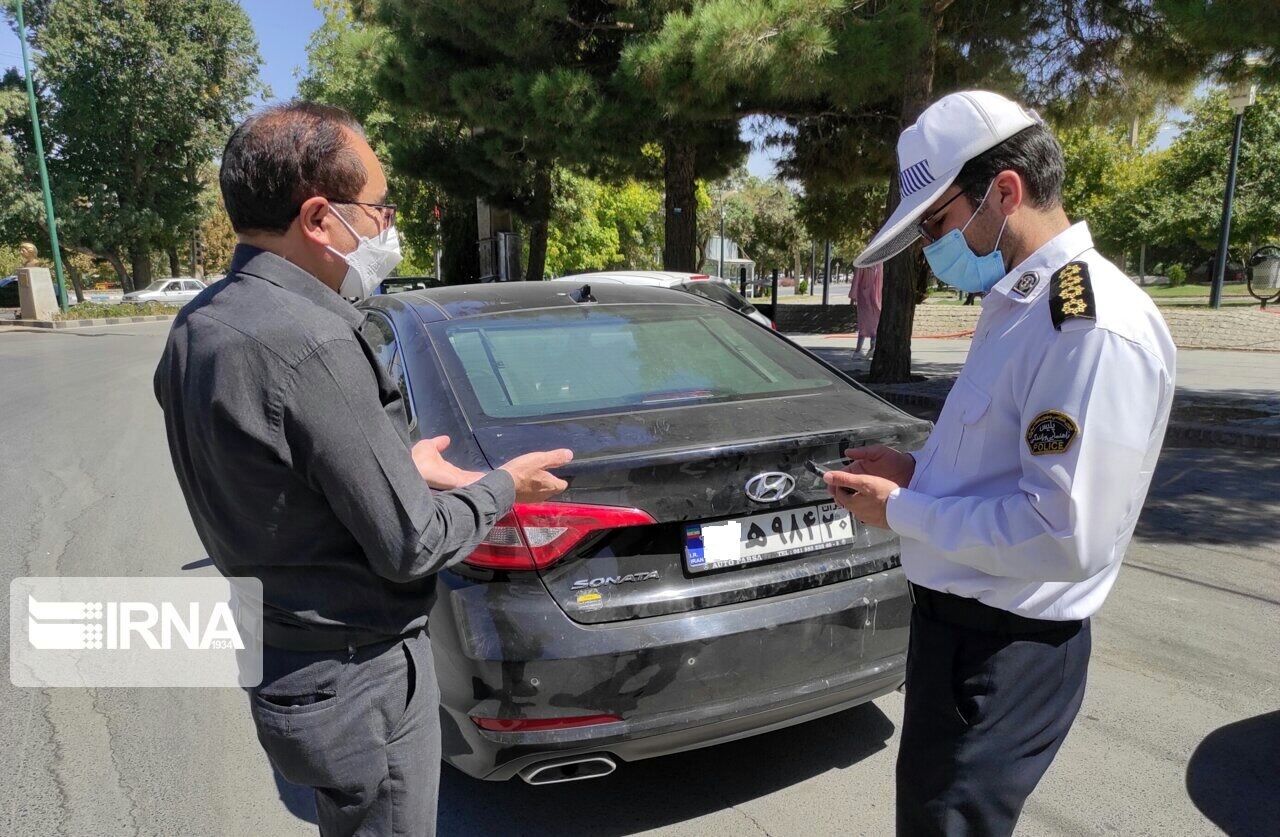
1210,81,1256,309
15,0,69,313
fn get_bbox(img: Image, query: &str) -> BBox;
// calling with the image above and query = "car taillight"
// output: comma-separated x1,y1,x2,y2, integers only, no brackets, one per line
470,713,622,732
770,320,777,330
688,274,710,281
464,502,656,571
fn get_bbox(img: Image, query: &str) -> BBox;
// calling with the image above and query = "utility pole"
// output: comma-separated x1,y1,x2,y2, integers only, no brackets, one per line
822,240,832,307
16,0,68,313
1211,80,1256,309
1128,114,1146,285
718,208,725,280
192,230,205,280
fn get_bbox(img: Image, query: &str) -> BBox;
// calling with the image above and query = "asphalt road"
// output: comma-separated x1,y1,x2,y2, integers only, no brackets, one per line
2,320,1277,837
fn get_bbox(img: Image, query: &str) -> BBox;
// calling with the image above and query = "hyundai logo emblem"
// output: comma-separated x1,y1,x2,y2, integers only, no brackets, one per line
745,472,796,504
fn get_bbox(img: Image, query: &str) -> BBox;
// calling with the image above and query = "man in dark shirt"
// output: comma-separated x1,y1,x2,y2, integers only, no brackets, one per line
154,101,571,836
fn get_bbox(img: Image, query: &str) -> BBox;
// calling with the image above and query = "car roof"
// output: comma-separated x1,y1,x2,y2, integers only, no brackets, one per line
553,270,713,288
364,280,718,324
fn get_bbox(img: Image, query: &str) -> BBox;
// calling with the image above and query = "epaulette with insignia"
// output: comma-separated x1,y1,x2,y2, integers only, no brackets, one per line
1049,261,1096,330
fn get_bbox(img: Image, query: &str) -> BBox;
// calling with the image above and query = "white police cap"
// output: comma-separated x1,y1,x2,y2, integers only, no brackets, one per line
854,91,1041,268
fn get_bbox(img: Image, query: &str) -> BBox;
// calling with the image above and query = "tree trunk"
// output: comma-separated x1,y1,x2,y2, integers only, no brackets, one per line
662,137,698,271
65,256,85,303
107,252,132,292
167,244,180,277
130,241,152,292
440,198,481,285
869,8,939,384
525,164,552,281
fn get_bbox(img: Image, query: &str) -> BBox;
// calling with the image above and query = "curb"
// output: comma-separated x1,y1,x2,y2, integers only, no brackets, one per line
870,389,1280,452
0,314,175,329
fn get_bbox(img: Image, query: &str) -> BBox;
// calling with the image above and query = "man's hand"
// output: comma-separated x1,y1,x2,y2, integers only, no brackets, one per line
824,470,899,530
844,445,915,486
411,436,486,491
499,449,574,503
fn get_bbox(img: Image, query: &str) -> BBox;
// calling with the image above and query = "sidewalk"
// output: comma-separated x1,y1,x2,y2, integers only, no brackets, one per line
797,336,1280,451
899,302,1280,351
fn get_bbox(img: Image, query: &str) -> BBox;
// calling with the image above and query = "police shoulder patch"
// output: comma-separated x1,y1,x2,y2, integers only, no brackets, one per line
1026,410,1079,456
1011,271,1039,297
1049,261,1096,330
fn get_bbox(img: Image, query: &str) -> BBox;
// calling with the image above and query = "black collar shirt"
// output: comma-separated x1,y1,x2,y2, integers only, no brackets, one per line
154,245,514,642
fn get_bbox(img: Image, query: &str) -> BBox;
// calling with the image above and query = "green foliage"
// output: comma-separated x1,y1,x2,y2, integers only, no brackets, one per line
796,278,808,295
1112,89,1280,262
546,171,662,275
299,0,442,268
1155,0,1280,86
601,179,664,271
56,301,179,319
0,243,25,277
546,172,621,274
0,0,263,290
623,0,925,116
366,0,749,274
795,179,888,257
1166,263,1187,287
718,172,803,274
1055,116,1161,255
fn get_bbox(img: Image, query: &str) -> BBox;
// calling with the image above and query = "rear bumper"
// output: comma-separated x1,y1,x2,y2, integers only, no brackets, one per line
478,648,904,781
430,565,910,780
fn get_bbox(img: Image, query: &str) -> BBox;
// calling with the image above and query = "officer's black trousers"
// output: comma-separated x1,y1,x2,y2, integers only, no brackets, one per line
248,629,440,837
896,589,1091,836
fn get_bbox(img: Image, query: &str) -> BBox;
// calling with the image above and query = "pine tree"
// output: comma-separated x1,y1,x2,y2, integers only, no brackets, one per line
365,1,746,276
633,0,1213,381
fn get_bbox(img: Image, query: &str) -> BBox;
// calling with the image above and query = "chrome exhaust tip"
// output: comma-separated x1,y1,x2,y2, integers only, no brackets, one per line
518,754,617,785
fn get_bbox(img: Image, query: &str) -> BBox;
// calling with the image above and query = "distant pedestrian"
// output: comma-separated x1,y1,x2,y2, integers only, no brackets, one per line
849,261,883,355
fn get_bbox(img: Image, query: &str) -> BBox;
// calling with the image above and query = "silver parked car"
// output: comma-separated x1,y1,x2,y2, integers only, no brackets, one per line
555,271,774,329
122,277,207,305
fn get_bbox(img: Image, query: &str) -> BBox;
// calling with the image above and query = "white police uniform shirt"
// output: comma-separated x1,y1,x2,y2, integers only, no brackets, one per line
885,222,1176,620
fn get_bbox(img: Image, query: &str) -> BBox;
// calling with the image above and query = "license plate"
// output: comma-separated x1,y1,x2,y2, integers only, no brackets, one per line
683,502,857,573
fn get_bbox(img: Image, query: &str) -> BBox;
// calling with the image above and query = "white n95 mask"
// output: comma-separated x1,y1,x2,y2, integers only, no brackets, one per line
325,208,403,300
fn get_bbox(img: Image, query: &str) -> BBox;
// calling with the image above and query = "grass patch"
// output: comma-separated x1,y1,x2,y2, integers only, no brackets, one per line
1142,282,1248,298
55,301,180,320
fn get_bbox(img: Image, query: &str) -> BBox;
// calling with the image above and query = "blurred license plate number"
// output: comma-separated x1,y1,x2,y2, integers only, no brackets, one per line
684,502,855,573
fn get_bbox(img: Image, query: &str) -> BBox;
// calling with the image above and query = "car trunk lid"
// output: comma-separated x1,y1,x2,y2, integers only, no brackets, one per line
470,390,927,623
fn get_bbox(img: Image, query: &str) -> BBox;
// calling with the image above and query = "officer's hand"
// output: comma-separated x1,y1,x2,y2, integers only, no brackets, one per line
499,449,574,503
844,445,915,486
411,436,486,490
824,471,897,530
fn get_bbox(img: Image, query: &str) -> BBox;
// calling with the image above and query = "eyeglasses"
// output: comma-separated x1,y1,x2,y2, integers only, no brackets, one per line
916,189,967,244
330,200,397,228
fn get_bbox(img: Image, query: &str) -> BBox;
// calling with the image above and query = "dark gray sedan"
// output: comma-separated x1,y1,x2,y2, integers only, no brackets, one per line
357,282,930,784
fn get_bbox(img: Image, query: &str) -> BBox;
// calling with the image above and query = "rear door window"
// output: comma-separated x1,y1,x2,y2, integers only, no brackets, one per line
359,312,417,431
438,305,833,422
677,280,757,315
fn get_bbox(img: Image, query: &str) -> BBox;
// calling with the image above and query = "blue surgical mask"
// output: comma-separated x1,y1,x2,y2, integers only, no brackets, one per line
922,181,1009,294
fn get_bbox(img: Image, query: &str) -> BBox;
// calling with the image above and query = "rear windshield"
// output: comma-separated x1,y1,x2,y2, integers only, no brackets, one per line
438,305,833,421
677,280,757,314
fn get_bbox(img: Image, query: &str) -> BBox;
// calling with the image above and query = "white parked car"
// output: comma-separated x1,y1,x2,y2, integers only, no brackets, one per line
122,277,207,306
555,271,774,329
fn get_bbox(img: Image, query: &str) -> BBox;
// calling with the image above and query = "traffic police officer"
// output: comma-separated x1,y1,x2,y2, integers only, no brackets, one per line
825,91,1176,835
